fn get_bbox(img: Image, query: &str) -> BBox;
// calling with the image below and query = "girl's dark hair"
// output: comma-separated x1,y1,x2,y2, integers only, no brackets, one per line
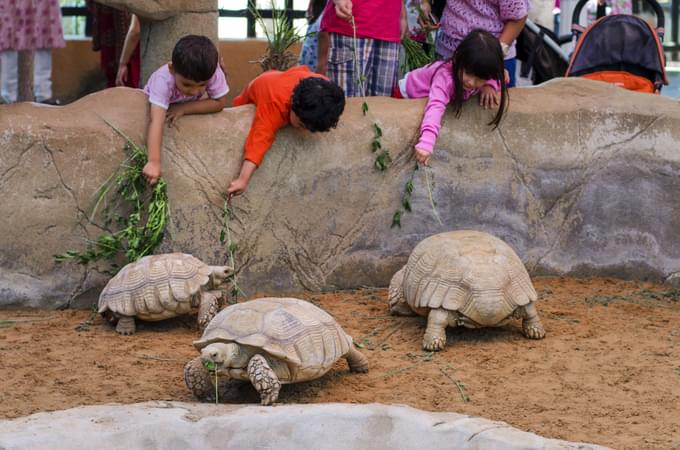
291,77,345,132
450,29,508,129
172,35,219,82
307,0,328,24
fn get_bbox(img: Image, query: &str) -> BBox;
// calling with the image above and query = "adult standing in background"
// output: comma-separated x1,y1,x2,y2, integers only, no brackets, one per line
87,0,140,88
419,0,528,87
0,0,65,103
316,0,407,96
298,0,328,72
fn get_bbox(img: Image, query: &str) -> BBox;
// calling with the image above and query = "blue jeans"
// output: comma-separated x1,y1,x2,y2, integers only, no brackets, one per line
504,57,517,88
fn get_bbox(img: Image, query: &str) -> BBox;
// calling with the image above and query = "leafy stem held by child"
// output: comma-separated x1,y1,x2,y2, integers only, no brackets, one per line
393,30,508,165
142,35,230,185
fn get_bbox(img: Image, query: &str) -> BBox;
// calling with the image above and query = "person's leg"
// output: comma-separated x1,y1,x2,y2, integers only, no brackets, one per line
367,39,400,96
33,49,53,102
504,57,517,88
0,50,18,103
328,32,366,97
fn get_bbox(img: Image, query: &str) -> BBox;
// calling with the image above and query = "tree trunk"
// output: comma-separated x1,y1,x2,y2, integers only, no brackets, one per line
18,50,34,102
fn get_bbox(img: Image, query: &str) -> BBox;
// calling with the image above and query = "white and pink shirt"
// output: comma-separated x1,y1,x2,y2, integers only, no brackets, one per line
143,64,229,110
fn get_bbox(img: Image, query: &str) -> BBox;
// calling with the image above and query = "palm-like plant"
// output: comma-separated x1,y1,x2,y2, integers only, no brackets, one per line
250,1,304,71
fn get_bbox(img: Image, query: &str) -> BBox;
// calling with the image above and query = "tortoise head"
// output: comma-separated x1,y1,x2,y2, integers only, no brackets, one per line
207,265,233,289
200,342,249,369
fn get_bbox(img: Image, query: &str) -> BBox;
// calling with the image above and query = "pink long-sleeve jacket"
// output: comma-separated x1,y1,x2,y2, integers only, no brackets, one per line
399,60,500,153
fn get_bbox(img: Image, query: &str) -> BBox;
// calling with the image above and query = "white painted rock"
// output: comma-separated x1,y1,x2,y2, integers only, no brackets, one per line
0,402,611,450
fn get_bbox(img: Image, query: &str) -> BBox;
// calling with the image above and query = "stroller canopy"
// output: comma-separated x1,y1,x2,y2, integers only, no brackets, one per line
566,14,668,89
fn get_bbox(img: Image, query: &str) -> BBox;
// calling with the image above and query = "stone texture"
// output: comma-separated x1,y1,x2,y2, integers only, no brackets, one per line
1,79,680,308
94,0,218,83
0,401,611,450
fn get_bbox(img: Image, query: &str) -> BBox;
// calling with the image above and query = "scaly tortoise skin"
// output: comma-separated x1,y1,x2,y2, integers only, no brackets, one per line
98,253,231,335
184,297,369,405
389,230,545,351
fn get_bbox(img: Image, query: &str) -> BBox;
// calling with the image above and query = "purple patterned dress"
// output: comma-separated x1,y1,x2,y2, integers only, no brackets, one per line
435,0,528,59
0,0,65,51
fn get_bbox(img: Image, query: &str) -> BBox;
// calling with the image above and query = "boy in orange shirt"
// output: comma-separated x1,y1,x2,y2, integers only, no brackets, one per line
227,65,345,196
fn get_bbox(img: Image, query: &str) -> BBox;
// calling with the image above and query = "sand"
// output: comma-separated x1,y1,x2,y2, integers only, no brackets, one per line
1,276,679,449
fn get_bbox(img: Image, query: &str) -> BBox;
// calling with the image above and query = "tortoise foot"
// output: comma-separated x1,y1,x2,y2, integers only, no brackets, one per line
522,320,546,339
423,334,446,352
184,357,216,402
115,316,136,335
248,354,281,406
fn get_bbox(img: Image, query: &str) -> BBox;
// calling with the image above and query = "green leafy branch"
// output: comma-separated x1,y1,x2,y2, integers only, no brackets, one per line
220,199,245,303
351,16,391,172
53,118,169,272
391,163,443,228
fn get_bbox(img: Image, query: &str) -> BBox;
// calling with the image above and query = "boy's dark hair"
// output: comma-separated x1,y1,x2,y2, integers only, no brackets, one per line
171,35,219,82
450,29,508,129
291,77,345,132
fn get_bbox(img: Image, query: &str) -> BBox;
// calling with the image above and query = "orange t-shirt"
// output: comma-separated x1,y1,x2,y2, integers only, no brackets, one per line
232,65,327,167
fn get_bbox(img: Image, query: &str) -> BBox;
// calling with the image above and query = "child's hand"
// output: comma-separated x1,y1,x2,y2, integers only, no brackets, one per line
414,147,432,165
479,85,499,109
166,104,186,128
142,160,161,185
227,177,249,196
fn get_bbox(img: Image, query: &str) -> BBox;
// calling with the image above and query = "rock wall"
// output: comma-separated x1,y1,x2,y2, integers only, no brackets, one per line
0,401,611,450
1,79,680,308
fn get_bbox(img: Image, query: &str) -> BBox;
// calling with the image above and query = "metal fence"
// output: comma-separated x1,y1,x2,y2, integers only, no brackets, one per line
61,5,305,39
62,3,678,56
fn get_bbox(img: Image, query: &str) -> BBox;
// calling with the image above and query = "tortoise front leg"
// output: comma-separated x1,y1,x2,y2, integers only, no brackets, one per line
423,308,449,351
197,291,222,331
247,354,281,406
518,302,546,339
115,316,136,335
184,356,232,402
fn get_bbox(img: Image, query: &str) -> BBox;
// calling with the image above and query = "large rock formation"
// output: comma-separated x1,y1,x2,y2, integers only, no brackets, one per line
93,0,218,83
0,401,610,449
1,79,680,308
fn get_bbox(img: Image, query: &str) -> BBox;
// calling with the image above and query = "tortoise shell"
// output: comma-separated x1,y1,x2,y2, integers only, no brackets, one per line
402,230,537,326
98,253,213,321
194,297,352,381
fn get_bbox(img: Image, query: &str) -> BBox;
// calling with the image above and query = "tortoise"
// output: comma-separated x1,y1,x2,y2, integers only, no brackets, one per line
184,297,369,405
389,230,545,351
98,253,232,335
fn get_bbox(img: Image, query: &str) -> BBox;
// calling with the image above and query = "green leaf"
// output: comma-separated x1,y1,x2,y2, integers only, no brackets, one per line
371,140,381,153
405,180,414,194
391,210,402,228
203,360,216,371
219,229,226,243
362,102,369,115
372,123,383,138
402,197,412,212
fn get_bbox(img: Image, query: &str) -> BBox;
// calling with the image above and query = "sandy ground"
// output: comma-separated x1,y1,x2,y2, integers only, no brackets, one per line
1,276,679,449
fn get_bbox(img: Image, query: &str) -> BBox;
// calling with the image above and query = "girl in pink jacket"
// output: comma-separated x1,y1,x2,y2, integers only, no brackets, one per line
393,30,508,165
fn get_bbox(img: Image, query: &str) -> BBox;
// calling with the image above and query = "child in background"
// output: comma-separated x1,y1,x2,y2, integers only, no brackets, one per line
298,0,328,71
227,65,345,196
394,30,508,165
142,35,230,184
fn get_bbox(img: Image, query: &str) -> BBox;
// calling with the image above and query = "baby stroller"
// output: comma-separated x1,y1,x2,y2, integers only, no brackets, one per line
565,0,668,93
